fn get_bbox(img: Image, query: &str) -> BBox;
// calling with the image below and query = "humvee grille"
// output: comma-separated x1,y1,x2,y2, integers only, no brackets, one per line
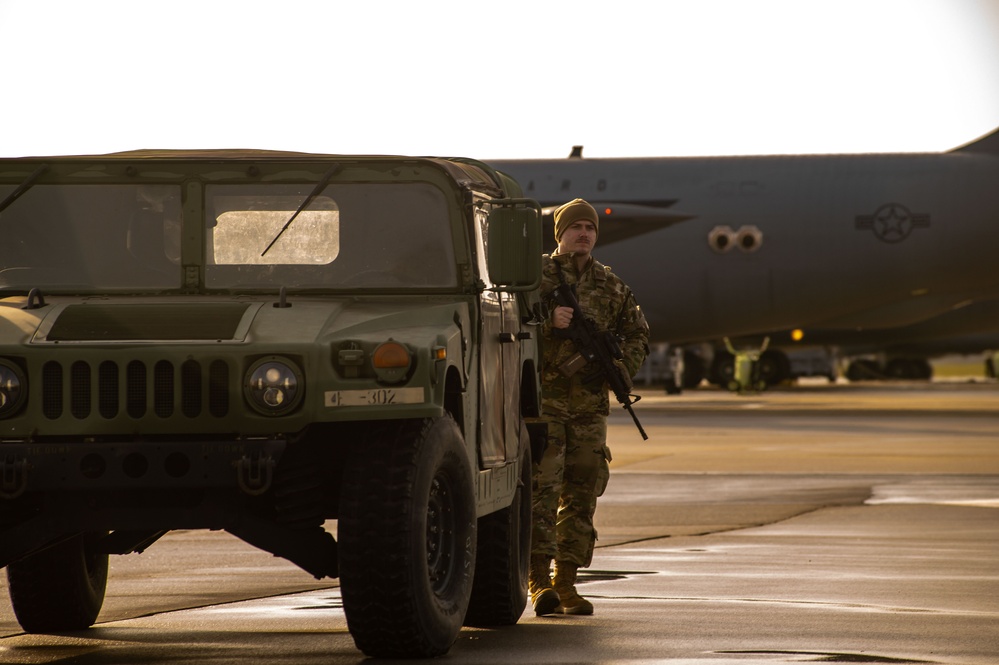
42,359,230,420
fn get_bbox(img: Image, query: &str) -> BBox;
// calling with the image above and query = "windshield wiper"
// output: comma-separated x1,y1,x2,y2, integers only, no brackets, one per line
0,164,48,216
261,163,341,257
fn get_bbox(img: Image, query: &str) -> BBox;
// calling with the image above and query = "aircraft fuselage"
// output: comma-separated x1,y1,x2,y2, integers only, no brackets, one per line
492,147,999,345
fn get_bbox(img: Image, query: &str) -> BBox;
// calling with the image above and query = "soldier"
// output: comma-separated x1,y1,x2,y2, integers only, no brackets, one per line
530,198,650,616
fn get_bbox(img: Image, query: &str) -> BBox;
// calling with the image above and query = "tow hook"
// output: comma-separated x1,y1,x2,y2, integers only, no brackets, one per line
235,453,276,496
1,454,28,499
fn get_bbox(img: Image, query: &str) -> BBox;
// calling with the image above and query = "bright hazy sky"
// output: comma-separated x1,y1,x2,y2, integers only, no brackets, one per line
2,0,998,159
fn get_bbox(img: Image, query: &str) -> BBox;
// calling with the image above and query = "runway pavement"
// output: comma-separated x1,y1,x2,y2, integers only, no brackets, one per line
1,381,997,664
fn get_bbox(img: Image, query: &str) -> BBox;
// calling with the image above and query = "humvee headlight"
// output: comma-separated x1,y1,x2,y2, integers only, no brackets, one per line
372,341,412,384
244,358,303,415
0,361,26,419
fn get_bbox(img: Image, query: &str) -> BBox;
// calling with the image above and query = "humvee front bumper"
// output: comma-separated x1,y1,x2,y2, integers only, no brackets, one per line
1,438,286,499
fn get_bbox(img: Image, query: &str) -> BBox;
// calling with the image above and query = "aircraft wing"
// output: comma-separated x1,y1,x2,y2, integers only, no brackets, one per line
540,201,696,250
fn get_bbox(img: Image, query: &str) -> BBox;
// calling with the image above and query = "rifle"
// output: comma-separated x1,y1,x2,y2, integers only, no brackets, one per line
548,281,649,440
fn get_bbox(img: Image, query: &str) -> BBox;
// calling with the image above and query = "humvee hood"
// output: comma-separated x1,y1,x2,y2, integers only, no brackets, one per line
45,303,251,341
0,297,463,345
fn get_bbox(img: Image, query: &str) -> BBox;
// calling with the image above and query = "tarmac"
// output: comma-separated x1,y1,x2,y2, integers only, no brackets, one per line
1,380,997,664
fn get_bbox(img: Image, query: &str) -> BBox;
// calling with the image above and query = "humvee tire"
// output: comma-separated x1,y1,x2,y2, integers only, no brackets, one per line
338,416,476,658
464,424,531,626
7,532,109,632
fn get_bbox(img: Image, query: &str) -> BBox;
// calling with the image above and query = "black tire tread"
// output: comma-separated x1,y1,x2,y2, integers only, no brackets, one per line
338,416,475,658
464,444,531,627
6,533,108,633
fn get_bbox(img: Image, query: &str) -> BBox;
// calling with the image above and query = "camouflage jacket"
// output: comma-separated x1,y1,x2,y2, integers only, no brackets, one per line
540,252,650,419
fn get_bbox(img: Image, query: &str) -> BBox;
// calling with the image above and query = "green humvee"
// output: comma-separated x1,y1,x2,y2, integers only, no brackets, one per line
0,151,543,658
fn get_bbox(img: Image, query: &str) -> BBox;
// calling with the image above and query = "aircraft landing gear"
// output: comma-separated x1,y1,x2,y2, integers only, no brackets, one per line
722,337,770,394
846,357,932,381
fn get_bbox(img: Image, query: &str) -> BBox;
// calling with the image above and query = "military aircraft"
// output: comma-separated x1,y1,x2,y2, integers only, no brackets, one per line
489,127,999,388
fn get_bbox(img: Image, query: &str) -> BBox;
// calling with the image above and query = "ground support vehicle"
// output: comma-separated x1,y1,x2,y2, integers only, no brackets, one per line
0,151,543,657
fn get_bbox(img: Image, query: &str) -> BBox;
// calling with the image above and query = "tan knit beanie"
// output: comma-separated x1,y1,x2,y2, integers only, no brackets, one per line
553,198,599,242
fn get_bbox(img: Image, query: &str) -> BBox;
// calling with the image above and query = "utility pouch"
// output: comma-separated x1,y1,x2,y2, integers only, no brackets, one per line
558,351,588,377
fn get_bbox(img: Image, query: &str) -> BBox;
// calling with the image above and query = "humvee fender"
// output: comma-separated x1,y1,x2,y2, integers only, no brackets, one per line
0,151,543,658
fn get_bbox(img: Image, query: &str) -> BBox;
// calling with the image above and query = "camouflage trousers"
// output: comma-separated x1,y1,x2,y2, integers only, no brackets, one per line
530,411,611,567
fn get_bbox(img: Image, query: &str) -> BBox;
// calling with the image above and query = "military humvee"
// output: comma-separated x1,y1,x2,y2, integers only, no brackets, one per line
0,151,543,657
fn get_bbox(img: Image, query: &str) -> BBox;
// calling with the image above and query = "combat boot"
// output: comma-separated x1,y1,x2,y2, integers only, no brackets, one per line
553,560,594,615
529,555,561,616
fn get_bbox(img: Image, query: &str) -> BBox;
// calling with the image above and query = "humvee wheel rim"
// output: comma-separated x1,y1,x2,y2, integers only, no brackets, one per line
426,473,456,594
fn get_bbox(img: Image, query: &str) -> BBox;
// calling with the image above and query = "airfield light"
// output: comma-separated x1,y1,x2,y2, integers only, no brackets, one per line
791,329,805,342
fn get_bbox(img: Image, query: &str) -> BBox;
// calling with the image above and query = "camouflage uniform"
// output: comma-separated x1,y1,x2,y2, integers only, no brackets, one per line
532,251,649,567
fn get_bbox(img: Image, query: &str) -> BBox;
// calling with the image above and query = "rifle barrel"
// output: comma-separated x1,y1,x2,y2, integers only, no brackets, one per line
624,403,649,440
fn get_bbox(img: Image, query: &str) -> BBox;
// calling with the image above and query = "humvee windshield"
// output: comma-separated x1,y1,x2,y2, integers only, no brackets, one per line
0,181,456,292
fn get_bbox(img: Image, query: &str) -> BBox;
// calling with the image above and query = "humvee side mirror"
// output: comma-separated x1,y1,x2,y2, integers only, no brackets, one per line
486,201,542,291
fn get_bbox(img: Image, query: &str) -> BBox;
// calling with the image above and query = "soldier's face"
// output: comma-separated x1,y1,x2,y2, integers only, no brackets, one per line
558,220,597,257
